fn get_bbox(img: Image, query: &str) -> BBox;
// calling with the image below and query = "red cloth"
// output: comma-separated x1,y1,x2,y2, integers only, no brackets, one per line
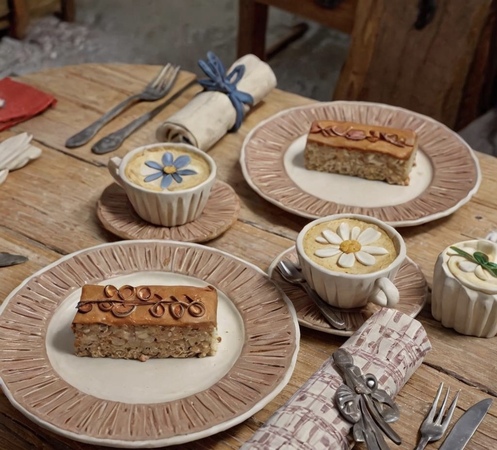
0,77,57,131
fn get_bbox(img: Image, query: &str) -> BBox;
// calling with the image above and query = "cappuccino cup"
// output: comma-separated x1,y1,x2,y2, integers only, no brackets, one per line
108,143,216,227
296,214,406,309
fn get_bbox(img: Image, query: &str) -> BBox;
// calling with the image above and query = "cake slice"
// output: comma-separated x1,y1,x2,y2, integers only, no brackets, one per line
304,120,418,185
72,284,219,360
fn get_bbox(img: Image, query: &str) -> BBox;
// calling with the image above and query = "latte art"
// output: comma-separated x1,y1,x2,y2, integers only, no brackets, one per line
303,218,398,274
125,146,210,192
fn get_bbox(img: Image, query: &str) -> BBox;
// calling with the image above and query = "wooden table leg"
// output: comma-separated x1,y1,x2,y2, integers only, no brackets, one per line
61,0,76,22
237,0,269,60
7,0,29,39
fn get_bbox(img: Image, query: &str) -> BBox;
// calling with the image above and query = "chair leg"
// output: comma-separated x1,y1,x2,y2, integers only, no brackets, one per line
7,0,29,39
237,0,269,60
60,0,75,22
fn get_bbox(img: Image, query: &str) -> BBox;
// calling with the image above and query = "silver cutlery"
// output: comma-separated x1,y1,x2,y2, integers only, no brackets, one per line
414,382,460,450
439,397,492,450
0,252,28,267
91,77,197,155
276,260,346,330
65,63,180,148
334,349,401,450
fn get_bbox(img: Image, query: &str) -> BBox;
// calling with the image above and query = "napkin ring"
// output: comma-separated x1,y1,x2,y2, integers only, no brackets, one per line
333,348,402,448
197,51,254,132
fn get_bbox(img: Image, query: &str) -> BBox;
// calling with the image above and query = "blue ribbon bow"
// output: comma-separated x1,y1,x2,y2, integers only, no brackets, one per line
198,52,254,132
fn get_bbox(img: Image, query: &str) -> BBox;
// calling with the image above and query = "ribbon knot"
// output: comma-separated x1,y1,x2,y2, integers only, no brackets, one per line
198,52,254,132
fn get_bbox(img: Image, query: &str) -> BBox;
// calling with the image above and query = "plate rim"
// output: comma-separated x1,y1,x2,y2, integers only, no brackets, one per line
240,100,482,227
0,240,300,447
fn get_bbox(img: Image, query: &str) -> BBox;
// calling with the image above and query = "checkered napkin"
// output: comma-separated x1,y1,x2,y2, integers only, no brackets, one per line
241,308,432,450
0,77,56,131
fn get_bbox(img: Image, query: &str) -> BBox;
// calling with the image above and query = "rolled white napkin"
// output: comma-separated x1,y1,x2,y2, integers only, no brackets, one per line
241,308,432,450
156,53,277,151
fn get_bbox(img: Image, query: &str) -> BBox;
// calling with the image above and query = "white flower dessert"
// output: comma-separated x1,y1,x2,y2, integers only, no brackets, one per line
432,239,497,337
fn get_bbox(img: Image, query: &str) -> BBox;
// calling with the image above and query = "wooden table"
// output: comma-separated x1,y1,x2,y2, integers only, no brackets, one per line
0,64,496,449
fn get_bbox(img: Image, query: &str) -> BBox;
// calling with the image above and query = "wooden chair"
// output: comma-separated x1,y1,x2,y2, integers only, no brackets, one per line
237,0,497,130
2,0,75,40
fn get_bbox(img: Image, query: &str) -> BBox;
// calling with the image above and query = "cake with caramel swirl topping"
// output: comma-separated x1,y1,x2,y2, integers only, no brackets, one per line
304,120,418,185
72,284,219,360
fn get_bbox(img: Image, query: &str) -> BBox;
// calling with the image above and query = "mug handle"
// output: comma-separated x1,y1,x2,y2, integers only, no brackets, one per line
369,277,400,307
108,156,124,188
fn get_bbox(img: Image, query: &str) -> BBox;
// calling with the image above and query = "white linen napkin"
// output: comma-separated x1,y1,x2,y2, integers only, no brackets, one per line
241,308,432,450
156,54,276,151
0,132,41,186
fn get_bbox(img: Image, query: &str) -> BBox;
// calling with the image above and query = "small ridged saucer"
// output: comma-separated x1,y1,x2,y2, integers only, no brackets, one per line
269,247,429,336
97,180,240,243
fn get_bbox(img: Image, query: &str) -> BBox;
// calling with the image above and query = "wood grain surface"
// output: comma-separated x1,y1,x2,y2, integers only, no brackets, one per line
0,64,496,449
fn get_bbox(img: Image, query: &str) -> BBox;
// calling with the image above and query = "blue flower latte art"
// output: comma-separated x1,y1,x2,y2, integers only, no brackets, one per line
143,152,197,189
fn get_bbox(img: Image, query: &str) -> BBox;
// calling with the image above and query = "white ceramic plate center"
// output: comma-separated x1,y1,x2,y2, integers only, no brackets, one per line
283,135,433,207
46,271,244,404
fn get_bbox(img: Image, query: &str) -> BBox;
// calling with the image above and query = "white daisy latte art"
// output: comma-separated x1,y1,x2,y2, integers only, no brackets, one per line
303,218,398,274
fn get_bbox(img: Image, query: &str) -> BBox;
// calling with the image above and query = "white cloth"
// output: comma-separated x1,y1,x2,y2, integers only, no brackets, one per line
241,308,432,450
156,54,276,151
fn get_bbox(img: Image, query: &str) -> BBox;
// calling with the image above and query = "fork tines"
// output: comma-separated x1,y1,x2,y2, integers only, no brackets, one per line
427,382,460,426
150,63,180,91
414,382,460,450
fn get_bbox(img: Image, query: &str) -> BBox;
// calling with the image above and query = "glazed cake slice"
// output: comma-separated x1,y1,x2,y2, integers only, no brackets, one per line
72,284,219,360
304,120,418,185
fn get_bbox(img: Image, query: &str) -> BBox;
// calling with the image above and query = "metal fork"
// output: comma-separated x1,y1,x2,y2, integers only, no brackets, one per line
65,63,180,148
414,382,460,450
91,73,195,154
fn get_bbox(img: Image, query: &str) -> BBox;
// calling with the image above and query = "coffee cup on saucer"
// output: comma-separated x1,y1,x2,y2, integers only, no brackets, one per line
296,213,407,309
108,143,216,227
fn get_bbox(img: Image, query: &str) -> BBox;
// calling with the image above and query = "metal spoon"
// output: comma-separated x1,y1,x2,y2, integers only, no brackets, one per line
276,260,347,329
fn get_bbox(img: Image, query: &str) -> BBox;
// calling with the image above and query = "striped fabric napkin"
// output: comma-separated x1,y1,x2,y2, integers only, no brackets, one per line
242,308,432,450
0,77,56,131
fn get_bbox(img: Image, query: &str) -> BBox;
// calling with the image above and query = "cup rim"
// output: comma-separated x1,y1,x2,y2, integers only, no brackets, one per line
116,142,217,194
296,213,407,279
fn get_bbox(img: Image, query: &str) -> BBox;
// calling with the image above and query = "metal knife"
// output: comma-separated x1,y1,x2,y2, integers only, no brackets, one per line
439,398,492,450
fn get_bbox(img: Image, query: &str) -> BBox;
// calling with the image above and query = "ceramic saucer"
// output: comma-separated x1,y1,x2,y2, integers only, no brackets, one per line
269,246,429,336
97,180,239,243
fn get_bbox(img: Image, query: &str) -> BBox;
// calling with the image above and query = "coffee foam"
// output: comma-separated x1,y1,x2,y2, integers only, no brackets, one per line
303,218,398,275
125,146,210,192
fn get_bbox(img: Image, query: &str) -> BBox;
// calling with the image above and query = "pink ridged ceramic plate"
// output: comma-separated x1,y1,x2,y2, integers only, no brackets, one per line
269,247,429,336
0,240,299,447
97,180,240,243
240,101,481,227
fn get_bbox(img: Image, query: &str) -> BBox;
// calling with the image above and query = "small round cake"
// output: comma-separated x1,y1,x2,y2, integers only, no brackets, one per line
432,239,497,337
125,145,211,192
302,218,398,275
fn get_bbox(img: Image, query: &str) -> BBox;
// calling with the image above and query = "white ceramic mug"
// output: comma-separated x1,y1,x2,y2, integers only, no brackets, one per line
108,143,216,227
296,213,406,309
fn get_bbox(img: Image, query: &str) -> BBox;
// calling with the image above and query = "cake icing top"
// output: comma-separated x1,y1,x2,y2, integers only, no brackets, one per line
73,284,218,327
307,120,417,159
446,241,497,294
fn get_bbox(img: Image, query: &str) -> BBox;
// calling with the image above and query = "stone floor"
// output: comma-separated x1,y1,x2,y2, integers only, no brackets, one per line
0,0,349,101
0,0,495,155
